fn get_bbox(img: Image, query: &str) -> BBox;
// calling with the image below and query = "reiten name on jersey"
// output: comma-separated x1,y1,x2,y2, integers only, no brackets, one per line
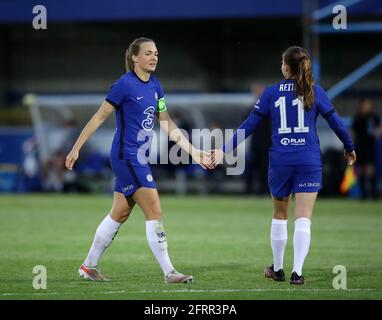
279,83,295,91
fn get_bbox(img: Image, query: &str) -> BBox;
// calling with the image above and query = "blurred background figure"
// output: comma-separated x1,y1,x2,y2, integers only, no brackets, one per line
19,135,42,192
243,82,271,195
352,98,382,200
42,118,78,192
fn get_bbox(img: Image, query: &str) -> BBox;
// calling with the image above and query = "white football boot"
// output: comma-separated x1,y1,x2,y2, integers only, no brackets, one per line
164,270,193,284
78,264,110,282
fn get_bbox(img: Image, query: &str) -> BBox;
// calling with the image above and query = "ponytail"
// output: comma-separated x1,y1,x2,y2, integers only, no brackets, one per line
296,56,314,108
283,46,315,109
125,48,133,72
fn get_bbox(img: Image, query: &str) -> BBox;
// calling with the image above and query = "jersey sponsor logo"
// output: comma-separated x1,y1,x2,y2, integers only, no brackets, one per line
280,138,290,145
137,96,144,100
280,137,306,146
146,174,153,182
122,184,134,192
142,106,156,131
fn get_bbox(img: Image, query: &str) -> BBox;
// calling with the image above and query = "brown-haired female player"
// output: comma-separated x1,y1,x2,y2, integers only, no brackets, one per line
211,46,356,284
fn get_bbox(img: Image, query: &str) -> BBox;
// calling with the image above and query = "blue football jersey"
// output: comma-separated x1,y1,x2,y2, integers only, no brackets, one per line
255,79,335,166
105,71,167,161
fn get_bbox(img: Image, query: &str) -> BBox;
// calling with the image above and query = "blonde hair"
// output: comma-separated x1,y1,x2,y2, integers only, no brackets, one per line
125,37,155,72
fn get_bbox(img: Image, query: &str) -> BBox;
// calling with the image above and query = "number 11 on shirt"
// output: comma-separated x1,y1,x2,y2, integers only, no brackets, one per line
275,96,309,134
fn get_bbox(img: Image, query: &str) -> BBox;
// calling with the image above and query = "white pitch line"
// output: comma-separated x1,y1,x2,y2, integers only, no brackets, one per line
1,288,380,296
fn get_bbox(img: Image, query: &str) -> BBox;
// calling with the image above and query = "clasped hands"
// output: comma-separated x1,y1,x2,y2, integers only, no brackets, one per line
191,149,224,170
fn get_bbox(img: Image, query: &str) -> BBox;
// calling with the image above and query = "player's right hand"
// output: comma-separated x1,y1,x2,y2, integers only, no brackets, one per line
65,149,79,171
344,150,356,166
209,149,224,167
192,149,214,170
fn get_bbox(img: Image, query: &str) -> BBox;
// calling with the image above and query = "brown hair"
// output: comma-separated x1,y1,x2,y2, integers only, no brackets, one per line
125,37,155,72
282,46,315,108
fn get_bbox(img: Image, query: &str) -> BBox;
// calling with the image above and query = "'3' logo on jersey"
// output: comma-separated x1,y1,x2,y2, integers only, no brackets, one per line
142,106,156,131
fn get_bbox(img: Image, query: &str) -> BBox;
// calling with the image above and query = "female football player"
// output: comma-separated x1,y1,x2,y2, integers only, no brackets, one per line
66,37,211,283
210,46,356,284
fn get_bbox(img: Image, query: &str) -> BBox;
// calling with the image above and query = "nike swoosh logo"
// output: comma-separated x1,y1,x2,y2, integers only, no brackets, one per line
158,240,167,243
137,96,143,100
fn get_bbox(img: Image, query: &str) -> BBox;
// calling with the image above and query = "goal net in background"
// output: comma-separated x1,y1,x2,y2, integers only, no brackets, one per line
23,93,255,194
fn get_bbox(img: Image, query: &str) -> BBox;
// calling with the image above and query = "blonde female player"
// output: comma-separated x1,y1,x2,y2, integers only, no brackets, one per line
66,37,211,283
210,46,356,284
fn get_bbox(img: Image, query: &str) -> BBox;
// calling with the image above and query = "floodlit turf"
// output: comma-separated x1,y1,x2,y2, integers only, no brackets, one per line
0,194,381,300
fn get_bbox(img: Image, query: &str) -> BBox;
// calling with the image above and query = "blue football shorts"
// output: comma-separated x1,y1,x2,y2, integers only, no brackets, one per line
110,157,156,197
268,165,322,198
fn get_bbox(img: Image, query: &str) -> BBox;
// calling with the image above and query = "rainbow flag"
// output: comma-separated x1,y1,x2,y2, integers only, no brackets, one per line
339,166,357,194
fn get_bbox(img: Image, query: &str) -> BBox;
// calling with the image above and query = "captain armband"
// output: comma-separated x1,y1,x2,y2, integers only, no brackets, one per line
157,97,167,112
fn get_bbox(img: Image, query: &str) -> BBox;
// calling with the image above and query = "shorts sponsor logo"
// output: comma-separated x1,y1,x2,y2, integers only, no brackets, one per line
122,184,134,192
280,138,306,146
298,182,321,188
146,174,153,182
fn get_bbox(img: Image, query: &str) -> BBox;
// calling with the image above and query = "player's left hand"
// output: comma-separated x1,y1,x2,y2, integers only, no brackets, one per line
344,150,356,166
192,149,214,170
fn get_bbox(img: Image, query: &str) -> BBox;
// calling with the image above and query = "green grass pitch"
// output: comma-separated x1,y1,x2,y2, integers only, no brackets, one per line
0,194,381,300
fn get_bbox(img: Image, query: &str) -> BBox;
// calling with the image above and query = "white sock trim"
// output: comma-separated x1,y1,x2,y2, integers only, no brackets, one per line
271,219,288,241
106,214,122,228
272,218,288,225
294,217,311,234
97,214,122,241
